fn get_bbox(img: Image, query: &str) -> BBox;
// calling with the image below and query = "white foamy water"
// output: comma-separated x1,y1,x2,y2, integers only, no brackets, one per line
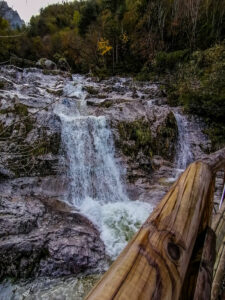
174,112,194,173
56,75,153,259
80,198,151,259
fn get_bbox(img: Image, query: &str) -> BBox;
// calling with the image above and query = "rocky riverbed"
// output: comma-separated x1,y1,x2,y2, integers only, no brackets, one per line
0,65,212,299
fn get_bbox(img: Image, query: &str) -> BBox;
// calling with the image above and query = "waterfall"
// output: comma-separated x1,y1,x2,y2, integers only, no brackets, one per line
174,112,194,172
56,75,153,259
59,115,127,206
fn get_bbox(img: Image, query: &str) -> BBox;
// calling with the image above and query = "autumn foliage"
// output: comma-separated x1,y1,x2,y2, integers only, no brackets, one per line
0,0,225,74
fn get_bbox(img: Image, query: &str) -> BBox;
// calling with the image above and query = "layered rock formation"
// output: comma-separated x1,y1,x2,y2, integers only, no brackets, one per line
0,65,210,286
0,66,105,281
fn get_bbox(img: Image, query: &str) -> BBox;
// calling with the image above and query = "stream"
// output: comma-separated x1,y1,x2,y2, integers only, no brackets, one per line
0,70,210,300
56,75,153,259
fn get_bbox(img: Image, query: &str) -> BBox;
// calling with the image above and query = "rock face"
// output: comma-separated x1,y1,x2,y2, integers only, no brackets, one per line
82,76,210,204
0,66,210,283
0,66,105,281
0,196,105,280
0,69,62,179
0,1,24,29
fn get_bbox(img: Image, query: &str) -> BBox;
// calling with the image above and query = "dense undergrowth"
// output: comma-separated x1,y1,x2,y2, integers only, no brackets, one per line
0,0,225,148
146,44,225,150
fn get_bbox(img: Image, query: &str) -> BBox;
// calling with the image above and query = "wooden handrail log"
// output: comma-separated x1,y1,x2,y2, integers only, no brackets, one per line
199,147,225,174
86,161,214,300
211,201,225,300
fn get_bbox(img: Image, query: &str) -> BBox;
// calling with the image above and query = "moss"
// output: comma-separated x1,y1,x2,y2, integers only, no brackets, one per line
31,133,60,157
116,114,178,181
7,133,60,178
46,88,63,96
14,103,28,116
0,81,5,89
0,121,12,138
23,117,34,134
42,69,60,76
0,104,28,117
117,119,153,159
100,100,113,108
155,112,178,160
84,86,99,95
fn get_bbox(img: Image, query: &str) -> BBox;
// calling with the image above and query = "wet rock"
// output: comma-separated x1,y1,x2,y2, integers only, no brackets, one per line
0,108,61,178
109,105,178,182
0,196,105,280
0,67,107,283
0,70,63,179
0,66,212,285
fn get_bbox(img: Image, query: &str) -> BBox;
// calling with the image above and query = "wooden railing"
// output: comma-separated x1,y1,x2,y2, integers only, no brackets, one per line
85,148,225,300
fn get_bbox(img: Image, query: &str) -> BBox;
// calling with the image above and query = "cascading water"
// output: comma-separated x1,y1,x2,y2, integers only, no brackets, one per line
174,112,194,173
56,75,153,259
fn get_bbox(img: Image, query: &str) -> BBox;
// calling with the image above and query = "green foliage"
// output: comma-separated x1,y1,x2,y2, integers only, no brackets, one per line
167,44,225,150
14,103,28,116
117,119,153,158
155,50,190,72
78,1,99,36
0,81,5,89
2,0,225,75
0,0,224,151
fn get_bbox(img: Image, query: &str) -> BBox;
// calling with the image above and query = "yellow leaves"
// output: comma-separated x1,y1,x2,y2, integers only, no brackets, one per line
97,38,112,56
120,32,129,44
73,10,81,27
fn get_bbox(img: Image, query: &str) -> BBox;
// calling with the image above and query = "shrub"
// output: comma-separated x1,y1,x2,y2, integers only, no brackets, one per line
155,50,190,72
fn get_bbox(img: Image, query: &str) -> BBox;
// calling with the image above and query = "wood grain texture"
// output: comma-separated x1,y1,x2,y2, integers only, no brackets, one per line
211,201,225,300
199,147,225,175
85,162,213,300
193,227,216,300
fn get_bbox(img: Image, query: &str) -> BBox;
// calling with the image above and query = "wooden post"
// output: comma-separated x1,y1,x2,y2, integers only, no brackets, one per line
193,227,216,300
85,162,213,300
211,200,225,300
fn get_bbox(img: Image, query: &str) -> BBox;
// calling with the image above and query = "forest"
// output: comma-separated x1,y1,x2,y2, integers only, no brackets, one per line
0,0,225,147
0,1,225,299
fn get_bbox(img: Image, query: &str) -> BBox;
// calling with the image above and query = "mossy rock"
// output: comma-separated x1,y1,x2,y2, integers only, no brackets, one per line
46,88,63,96
116,114,178,179
0,120,13,138
14,103,28,116
117,119,153,159
154,112,178,160
6,132,61,177
0,103,28,117
0,81,5,89
84,86,99,95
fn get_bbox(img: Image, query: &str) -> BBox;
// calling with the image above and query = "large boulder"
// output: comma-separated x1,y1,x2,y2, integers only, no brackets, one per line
36,58,57,70
0,196,105,280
